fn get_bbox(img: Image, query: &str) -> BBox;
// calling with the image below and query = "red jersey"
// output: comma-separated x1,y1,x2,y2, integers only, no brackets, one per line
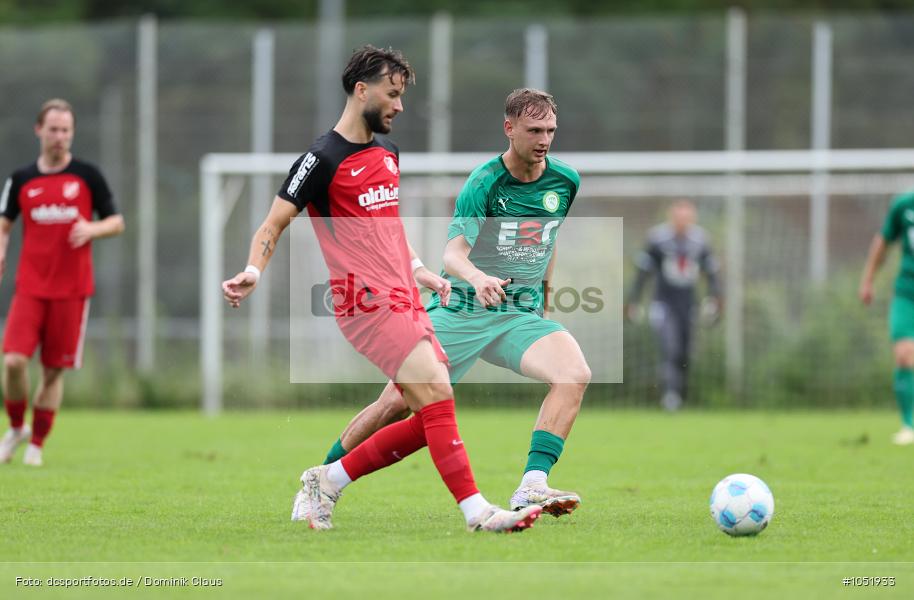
278,131,435,377
1,159,117,298
278,131,415,313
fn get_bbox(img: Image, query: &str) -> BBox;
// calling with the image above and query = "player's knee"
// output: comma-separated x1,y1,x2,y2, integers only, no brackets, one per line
41,368,64,386
428,381,454,402
399,381,453,408
563,361,592,388
895,343,914,368
547,361,591,396
379,385,410,416
3,354,28,373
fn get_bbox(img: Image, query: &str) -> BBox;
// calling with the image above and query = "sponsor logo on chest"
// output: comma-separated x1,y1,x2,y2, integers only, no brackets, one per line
27,179,83,224
495,220,561,263
358,184,400,210
31,204,80,224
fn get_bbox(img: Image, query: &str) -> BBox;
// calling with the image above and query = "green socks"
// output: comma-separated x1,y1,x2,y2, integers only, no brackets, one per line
524,430,565,476
894,369,914,429
323,438,348,465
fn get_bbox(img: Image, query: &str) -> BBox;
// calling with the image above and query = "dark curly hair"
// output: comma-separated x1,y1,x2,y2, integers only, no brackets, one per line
342,45,415,95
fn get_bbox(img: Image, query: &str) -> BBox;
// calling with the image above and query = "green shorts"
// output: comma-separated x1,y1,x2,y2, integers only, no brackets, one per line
428,306,566,383
890,296,914,342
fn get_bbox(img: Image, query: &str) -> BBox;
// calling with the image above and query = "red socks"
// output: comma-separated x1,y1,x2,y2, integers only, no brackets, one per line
4,398,27,430
3,400,57,446
31,408,56,447
339,399,480,504
418,399,479,503
341,414,427,480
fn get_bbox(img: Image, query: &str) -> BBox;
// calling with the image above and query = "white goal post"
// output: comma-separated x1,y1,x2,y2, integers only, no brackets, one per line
200,149,914,415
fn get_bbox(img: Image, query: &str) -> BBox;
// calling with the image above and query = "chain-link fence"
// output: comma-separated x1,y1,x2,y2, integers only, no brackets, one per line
0,14,912,408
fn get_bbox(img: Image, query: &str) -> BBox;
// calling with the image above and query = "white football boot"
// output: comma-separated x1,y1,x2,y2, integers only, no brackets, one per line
22,443,43,467
467,504,542,533
891,427,914,446
290,486,311,522
510,482,581,518
300,465,341,530
0,426,31,463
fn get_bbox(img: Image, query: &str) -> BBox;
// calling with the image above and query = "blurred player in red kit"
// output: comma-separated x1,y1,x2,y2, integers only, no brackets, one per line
0,99,124,466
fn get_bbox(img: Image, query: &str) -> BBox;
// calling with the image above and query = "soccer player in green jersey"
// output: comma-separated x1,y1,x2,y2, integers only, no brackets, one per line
309,88,591,518
860,190,914,445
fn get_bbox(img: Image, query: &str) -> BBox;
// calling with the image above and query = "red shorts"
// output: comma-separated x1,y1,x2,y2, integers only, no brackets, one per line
336,304,448,380
2,294,90,369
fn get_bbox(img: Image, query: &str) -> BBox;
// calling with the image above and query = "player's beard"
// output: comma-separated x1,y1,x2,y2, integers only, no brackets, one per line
44,144,68,166
363,106,391,134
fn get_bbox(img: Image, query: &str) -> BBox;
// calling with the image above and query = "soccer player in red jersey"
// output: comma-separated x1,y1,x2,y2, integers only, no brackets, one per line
0,99,125,466
222,46,542,533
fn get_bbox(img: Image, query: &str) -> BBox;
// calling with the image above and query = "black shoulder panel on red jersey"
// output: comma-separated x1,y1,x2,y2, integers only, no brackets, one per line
68,159,117,219
277,130,395,218
1,163,39,221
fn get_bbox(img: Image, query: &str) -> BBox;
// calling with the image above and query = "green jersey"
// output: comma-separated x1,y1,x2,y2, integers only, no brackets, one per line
428,154,580,313
881,191,914,301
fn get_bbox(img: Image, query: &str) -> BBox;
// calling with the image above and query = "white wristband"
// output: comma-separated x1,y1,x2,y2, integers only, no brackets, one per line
244,265,262,282
410,258,425,273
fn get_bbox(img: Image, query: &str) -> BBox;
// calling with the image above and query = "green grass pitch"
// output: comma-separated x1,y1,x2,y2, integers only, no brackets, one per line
1,409,913,598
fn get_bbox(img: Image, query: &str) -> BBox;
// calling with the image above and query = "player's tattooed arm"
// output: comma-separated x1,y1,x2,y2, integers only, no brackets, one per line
224,196,299,308
259,225,277,258
245,197,298,271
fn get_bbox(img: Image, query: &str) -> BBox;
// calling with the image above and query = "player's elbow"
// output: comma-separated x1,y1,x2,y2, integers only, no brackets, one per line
441,250,460,278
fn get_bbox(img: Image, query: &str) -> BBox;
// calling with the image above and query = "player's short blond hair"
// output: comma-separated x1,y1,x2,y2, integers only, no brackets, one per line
505,88,557,121
37,99,74,126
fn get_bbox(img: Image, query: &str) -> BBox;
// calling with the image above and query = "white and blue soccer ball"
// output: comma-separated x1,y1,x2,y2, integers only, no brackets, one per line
709,473,774,536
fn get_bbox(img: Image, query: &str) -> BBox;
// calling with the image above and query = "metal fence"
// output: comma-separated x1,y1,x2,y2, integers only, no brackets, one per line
1,12,913,407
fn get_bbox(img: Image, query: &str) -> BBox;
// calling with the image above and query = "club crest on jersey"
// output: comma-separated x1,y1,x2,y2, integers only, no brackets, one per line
384,155,399,176
542,191,560,213
62,181,80,200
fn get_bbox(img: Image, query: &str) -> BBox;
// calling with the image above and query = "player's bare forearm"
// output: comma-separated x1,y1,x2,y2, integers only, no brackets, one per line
859,234,888,305
442,235,486,283
246,197,298,272
543,246,558,313
0,217,11,251
406,240,419,262
861,235,887,285
93,214,125,239
223,197,297,308
443,234,510,306
0,217,11,281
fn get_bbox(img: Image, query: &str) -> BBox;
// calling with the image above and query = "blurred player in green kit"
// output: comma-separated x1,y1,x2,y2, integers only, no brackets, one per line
860,190,914,445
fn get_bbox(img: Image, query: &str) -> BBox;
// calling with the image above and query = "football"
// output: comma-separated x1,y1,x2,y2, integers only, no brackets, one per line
709,473,774,536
